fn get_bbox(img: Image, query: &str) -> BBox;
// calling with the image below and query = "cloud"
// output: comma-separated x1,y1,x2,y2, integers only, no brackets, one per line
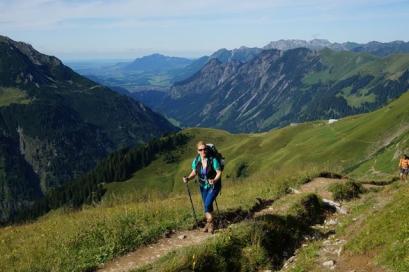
1,0,407,58
4,0,395,30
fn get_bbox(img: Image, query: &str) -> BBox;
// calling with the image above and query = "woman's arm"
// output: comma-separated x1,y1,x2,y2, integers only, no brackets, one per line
183,170,196,183
209,170,222,184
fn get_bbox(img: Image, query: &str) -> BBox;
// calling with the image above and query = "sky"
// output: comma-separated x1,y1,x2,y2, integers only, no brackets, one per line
1,0,408,60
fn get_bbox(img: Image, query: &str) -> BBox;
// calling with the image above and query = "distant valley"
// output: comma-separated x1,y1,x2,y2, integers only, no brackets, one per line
68,39,409,133
68,39,409,93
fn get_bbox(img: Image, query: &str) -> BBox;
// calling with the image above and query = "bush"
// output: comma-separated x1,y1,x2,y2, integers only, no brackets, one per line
240,245,270,272
318,172,343,179
236,162,249,178
288,193,325,225
329,181,364,201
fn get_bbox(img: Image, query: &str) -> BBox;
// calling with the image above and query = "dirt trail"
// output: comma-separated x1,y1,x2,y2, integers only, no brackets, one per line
281,180,394,272
99,230,212,272
298,177,344,200
98,177,345,272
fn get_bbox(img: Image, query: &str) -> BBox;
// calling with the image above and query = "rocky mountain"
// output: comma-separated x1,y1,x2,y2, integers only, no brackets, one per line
264,39,409,56
263,39,355,51
208,46,263,63
71,40,409,97
128,47,264,107
0,35,178,223
151,48,409,132
351,40,409,57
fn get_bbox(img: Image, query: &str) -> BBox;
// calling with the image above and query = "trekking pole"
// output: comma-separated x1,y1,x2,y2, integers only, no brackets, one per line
210,182,221,219
185,181,199,228
215,198,220,218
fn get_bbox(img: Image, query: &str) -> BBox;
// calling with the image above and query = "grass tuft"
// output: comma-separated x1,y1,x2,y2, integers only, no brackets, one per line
328,181,364,201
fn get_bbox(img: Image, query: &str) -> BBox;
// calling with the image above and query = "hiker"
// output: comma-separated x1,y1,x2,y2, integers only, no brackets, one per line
183,141,222,233
399,154,409,181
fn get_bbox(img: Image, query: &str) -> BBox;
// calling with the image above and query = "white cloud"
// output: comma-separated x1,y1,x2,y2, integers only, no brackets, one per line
0,0,404,31
0,0,354,30
1,0,406,58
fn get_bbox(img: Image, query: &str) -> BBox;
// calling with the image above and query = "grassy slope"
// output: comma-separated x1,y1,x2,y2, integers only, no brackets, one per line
0,168,303,272
0,87,31,106
303,50,409,108
105,90,409,203
287,181,409,272
304,49,409,84
136,193,327,272
2,91,409,271
346,184,409,271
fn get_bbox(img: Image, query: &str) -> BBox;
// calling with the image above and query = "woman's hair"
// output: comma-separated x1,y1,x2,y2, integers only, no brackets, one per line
197,141,206,148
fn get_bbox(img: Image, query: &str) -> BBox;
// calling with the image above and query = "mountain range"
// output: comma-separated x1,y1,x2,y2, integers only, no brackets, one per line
68,39,409,94
144,48,409,132
264,39,409,57
0,35,177,223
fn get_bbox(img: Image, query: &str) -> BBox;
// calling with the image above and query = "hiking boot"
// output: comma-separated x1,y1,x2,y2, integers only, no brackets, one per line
207,221,214,234
202,222,209,233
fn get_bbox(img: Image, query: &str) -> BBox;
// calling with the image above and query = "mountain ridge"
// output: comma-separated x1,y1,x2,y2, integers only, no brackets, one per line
149,47,409,132
263,38,409,56
0,35,178,223
69,38,409,96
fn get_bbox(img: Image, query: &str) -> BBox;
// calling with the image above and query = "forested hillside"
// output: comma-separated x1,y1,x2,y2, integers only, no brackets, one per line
0,35,178,223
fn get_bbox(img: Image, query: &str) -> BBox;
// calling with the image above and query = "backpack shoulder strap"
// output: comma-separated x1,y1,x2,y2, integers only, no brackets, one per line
194,155,201,174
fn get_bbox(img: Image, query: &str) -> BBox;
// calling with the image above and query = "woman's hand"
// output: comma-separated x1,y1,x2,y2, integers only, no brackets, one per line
209,170,222,185
184,170,196,183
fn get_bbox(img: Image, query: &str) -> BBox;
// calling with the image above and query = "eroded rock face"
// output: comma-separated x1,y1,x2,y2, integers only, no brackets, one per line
159,48,324,132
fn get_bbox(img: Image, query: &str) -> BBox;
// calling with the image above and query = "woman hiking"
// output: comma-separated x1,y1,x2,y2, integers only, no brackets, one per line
183,141,222,234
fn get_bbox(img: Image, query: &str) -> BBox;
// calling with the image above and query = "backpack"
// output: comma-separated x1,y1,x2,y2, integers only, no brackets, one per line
194,143,225,189
204,143,225,171
194,143,225,175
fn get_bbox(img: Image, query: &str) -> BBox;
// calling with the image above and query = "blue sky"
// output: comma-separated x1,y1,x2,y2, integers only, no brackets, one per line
1,0,408,60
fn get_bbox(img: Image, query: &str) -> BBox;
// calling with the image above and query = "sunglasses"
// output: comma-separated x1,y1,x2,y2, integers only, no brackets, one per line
197,148,206,151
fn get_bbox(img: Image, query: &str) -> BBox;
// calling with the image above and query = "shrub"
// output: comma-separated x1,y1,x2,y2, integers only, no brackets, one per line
236,162,249,178
329,181,364,201
288,193,325,225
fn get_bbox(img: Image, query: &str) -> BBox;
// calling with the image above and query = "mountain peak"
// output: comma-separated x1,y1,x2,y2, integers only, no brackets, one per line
263,39,333,51
0,36,178,223
0,35,62,67
125,53,192,72
141,53,167,59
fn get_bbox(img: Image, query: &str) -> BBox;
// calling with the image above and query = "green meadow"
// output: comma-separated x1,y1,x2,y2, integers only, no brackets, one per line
0,87,31,106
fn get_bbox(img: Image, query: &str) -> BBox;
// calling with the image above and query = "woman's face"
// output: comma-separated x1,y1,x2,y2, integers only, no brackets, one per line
197,144,207,157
